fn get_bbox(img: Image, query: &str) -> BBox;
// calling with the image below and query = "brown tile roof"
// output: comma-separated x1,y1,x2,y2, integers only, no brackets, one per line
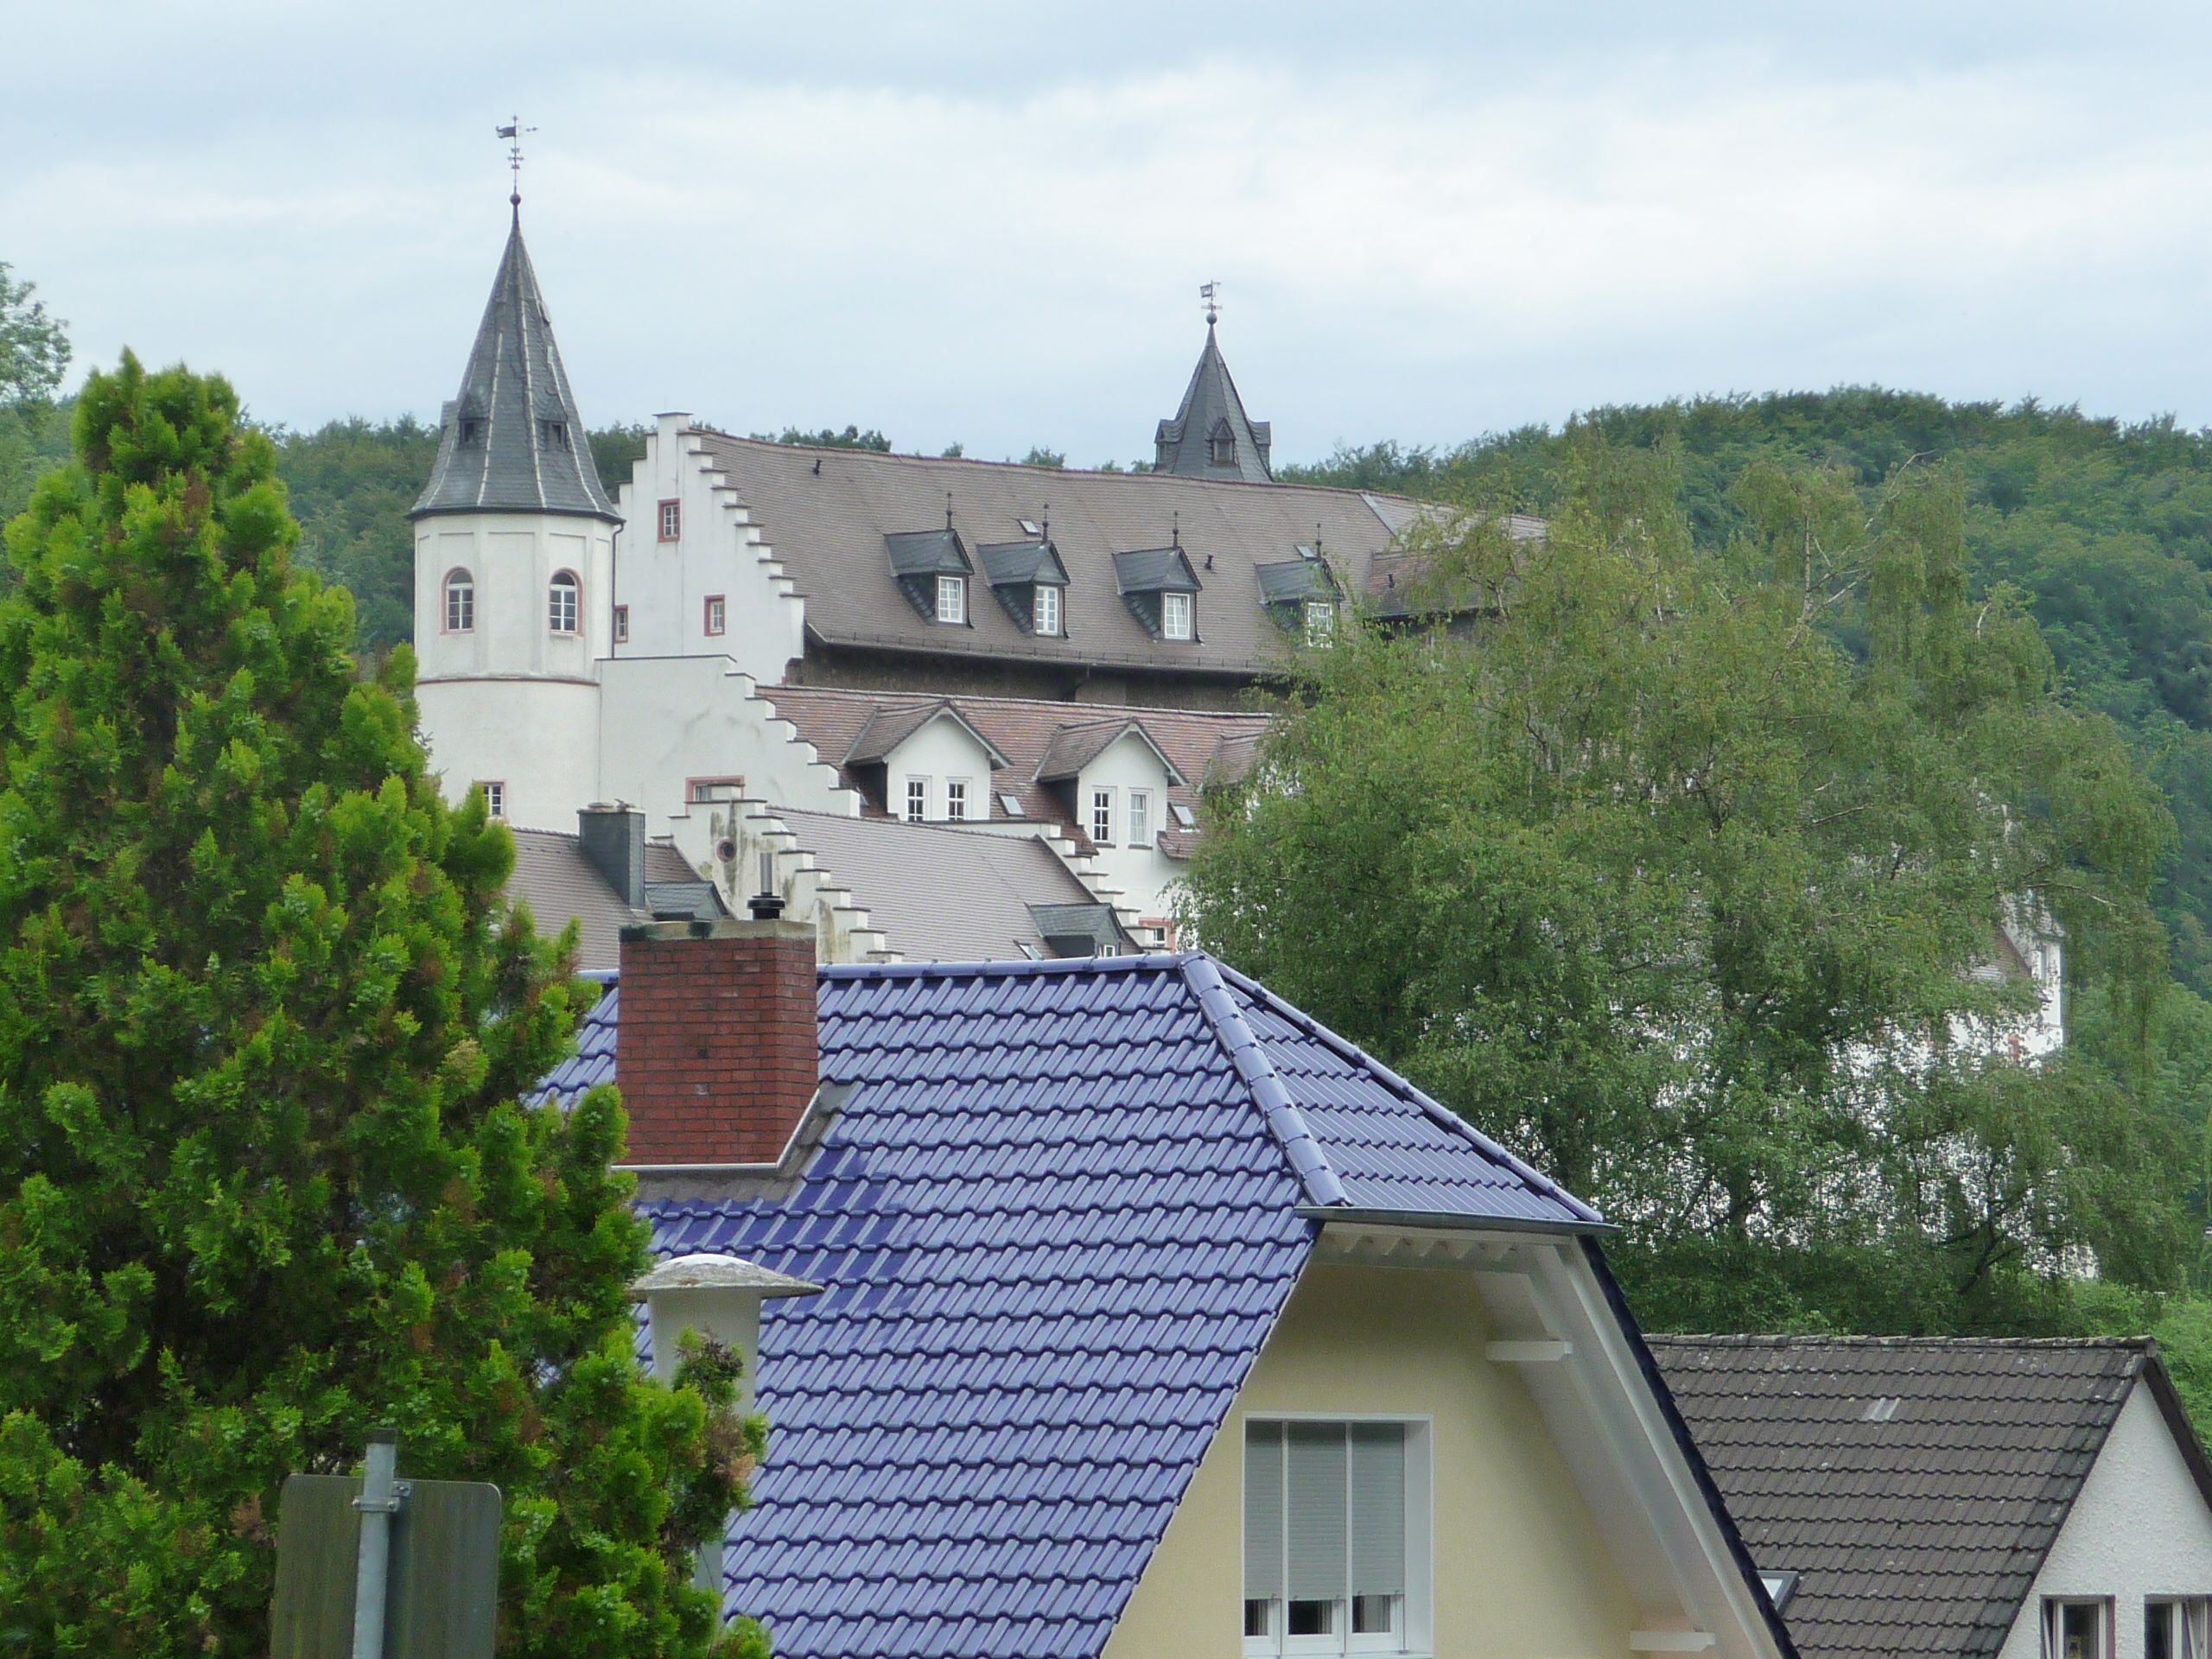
506,830,702,971
1648,1336,2189,1659
764,807,1118,962
759,684,1271,848
692,432,1412,677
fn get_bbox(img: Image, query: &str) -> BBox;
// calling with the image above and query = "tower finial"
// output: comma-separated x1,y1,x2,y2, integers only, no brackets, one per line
945,490,954,531
1200,280,1220,327
497,117,537,212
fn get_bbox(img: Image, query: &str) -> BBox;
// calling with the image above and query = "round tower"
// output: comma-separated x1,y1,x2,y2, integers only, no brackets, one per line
408,211,618,830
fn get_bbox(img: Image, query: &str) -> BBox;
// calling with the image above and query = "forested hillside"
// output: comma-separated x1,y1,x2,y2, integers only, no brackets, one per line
1286,393,2212,999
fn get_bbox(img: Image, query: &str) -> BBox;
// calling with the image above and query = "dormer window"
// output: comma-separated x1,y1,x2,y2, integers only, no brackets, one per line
1034,584,1061,636
978,537,1071,637
936,575,967,624
457,419,483,447
1305,601,1335,645
548,570,580,634
1210,422,1237,467
886,527,975,624
443,569,475,632
539,418,569,449
1113,545,1202,642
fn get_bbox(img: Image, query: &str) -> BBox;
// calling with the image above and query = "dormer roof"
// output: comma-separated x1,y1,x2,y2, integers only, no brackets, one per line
1154,323,1274,483
1033,717,1189,788
410,216,618,523
841,700,1009,771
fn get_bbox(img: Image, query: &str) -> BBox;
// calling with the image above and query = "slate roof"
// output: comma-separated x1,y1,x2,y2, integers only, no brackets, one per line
1647,1336,2198,1659
533,954,1601,1659
758,685,1271,847
1154,324,1273,483
682,431,1403,678
506,829,712,971
411,217,618,523
750,806,1128,962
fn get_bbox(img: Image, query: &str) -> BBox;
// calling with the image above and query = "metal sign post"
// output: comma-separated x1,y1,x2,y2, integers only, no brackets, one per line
270,1434,501,1659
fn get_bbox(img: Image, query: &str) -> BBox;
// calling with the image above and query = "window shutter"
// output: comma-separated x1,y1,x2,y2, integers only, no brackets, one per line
1286,1423,1348,1603
1350,1423,1406,1598
1244,1423,1284,1602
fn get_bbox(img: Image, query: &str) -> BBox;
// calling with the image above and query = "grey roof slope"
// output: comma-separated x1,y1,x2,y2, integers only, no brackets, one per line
685,432,1403,677
1649,1336,2212,1659
1154,324,1273,483
505,829,704,971
410,216,618,523
766,807,1123,961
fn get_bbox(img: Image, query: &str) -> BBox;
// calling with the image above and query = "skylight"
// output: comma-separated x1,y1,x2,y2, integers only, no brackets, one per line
998,792,1027,819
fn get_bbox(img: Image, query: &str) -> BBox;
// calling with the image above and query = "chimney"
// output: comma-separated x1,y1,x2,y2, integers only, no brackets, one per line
579,803,645,907
616,918,818,1166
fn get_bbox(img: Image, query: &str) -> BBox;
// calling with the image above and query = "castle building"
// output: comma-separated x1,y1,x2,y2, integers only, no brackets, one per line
407,216,1421,948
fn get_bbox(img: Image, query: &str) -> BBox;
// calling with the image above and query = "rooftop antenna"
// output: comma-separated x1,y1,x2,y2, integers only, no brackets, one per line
496,116,537,213
1200,281,1221,327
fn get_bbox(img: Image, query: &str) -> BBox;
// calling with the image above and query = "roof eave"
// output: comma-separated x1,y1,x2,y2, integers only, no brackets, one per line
1295,1205,1619,1239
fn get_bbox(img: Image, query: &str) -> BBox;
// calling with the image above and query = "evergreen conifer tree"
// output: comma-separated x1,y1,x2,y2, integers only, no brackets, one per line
0,355,760,1658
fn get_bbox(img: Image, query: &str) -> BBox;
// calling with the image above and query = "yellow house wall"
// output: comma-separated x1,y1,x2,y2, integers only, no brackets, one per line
1100,1262,1638,1659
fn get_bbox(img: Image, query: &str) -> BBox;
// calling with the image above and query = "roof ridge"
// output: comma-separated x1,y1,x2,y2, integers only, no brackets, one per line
1647,1333,2154,1350
817,953,1183,982
1178,954,1346,1207
763,683,1274,726
1206,957,1605,1225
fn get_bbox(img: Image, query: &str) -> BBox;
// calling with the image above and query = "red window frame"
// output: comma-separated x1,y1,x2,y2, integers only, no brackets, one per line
658,499,682,542
704,594,727,637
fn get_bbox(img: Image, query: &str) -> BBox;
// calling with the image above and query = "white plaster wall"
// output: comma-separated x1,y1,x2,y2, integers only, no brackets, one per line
610,416,806,683
1995,1386,2212,1659
416,677,601,831
1075,730,1187,929
598,656,859,843
412,511,613,683
883,716,1001,823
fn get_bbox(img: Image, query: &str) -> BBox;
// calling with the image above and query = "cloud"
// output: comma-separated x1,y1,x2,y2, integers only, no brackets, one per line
6,10,2211,461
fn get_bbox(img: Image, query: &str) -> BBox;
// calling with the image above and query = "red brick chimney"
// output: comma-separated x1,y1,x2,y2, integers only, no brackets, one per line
615,918,819,1166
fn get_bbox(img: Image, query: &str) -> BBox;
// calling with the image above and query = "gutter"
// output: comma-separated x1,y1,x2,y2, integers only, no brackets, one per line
1294,1205,1619,1240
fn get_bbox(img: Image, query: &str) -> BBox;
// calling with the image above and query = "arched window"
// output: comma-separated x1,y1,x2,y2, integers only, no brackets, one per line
443,569,474,632
548,571,580,635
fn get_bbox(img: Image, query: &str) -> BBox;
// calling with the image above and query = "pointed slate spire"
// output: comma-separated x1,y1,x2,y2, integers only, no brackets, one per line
1153,322,1274,484
410,216,619,522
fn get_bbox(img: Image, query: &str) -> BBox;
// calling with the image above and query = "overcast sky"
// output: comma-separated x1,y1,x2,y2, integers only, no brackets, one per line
7,3,2212,467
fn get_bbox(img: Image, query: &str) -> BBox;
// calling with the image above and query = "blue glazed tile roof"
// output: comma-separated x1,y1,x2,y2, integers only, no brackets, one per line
538,952,1599,1659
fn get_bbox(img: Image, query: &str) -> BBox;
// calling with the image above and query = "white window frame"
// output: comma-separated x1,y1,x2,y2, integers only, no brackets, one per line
937,574,967,625
548,570,580,635
1243,1415,1432,1659
1305,601,1336,645
905,777,930,823
2145,1600,2209,1659
1034,584,1061,636
945,779,970,823
443,569,474,633
1128,789,1152,849
1162,590,1193,640
2045,1599,2114,1659
704,594,727,638
1091,786,1116,846
479,780,505,820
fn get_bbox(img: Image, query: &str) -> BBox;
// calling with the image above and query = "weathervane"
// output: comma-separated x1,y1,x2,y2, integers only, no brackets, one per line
496,117,537,209
1200,281,1221,326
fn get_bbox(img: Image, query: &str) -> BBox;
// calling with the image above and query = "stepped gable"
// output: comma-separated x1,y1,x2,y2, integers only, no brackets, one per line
410,215,618,522
529,953,1601,1659
688,431,1405,678
1649,1336,2209,1659
1154,322,1273,483
758,684,1271,843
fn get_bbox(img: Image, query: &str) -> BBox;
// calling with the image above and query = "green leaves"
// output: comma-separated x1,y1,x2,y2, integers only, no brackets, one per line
0,357,747,1657
1188,432,2187,1335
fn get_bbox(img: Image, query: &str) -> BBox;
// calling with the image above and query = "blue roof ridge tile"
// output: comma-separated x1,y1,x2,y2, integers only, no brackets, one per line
1207,957,1605,1226
1178,954,1348,1208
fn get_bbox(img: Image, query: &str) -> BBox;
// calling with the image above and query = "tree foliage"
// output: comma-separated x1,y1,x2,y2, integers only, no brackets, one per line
0,264,74,531
0,355,756,1658
1192,429,2189,1334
